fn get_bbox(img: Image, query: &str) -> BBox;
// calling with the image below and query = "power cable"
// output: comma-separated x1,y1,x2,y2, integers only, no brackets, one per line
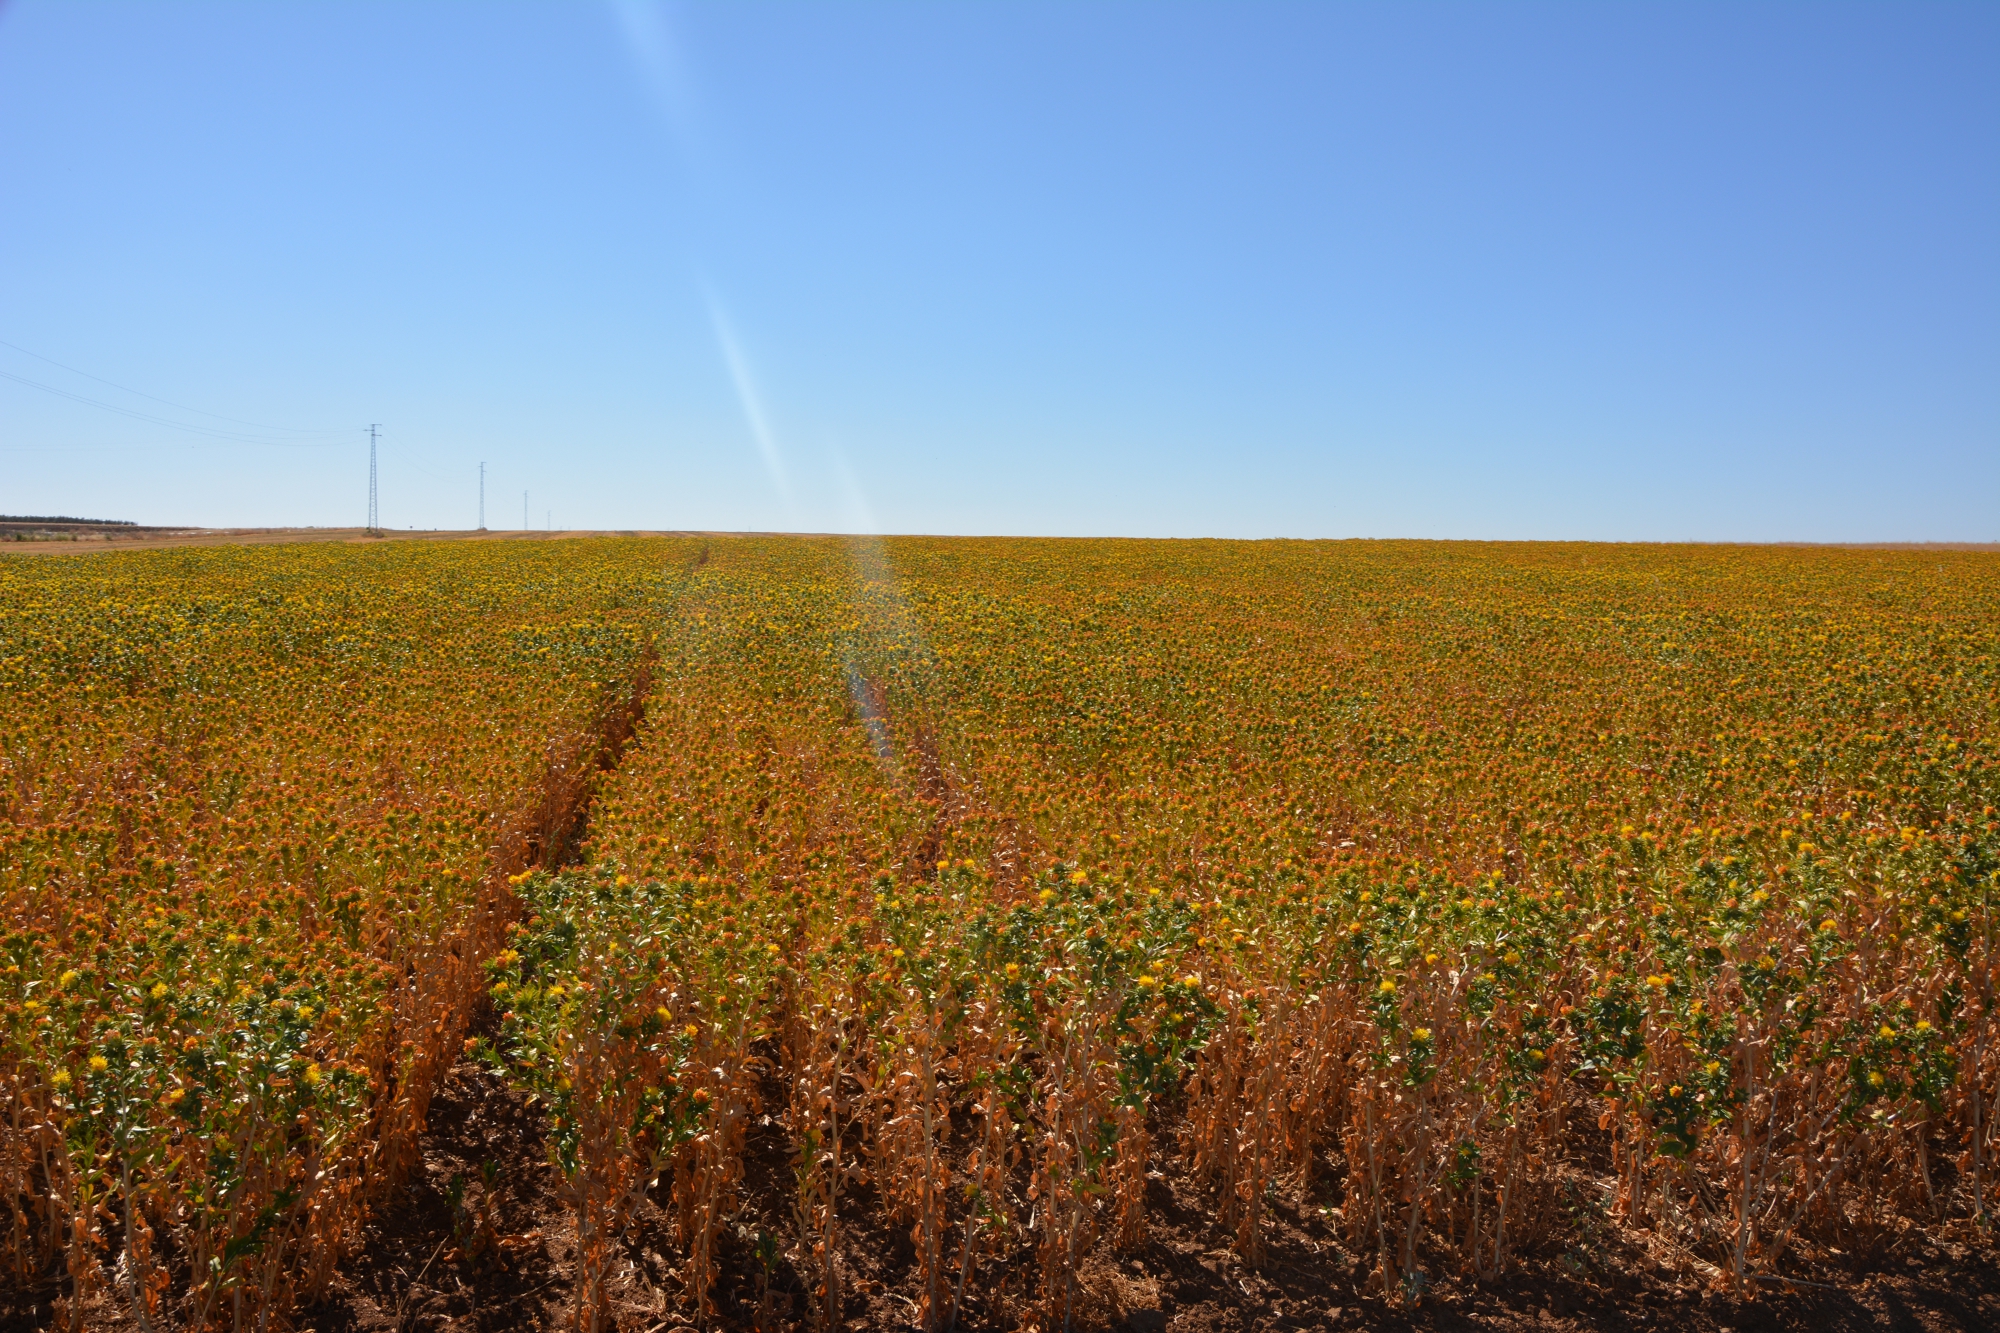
0,336,345,435
373,431,482,485
0,368,344,448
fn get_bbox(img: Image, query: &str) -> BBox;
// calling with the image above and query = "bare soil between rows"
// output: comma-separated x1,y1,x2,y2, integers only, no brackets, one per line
3,1007,1992,1333
5,1042,1991,1332
286,1058,1998,1333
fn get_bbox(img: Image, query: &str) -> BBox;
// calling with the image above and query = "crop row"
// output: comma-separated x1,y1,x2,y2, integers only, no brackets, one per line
0,538,692,1329
4,536,1992,1333
481,538,1998,1330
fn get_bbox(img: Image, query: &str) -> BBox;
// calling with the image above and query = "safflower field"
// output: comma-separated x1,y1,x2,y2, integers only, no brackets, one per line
1,534,1995,1332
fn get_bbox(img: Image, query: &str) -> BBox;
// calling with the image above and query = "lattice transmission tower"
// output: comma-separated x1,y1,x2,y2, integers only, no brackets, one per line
366,423,380,532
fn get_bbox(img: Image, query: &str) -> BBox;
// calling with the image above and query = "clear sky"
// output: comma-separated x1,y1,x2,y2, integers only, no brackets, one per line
1,2,1994,540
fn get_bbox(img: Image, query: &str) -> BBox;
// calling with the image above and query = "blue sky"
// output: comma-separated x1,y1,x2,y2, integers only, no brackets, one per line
1,2,1994,540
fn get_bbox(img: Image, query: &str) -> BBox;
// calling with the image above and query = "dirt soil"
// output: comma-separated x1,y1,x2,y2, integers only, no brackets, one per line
299,1059,577,1333
3,1060,1991,1333
292,1063,1997,1333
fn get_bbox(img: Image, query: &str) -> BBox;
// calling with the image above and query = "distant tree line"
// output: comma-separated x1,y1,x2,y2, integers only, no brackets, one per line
0,515,134,525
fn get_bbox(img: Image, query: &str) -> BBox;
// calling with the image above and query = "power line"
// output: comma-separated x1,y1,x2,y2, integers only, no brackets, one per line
0,367,343,447
0,336,344,434
367,424,380,532
371,432,458,483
